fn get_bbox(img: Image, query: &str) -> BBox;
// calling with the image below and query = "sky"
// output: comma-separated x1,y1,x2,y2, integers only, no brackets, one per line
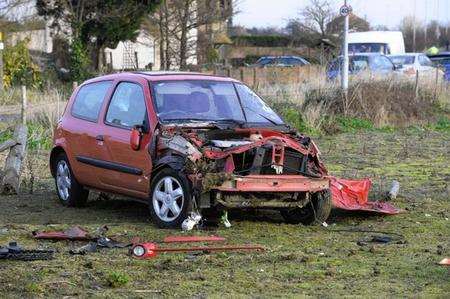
234,0,450,29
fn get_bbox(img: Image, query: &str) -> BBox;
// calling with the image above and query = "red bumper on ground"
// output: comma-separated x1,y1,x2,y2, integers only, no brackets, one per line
330,177,401,215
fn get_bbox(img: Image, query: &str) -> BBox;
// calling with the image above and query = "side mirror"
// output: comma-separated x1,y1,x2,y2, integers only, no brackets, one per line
130,125,143,151
393,63,403,70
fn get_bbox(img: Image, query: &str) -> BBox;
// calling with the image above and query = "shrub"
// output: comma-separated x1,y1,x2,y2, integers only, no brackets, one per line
106,271,130,288
3,39,42,88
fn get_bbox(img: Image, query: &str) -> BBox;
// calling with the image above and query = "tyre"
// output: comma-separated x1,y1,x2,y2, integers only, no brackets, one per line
53,153,89,207
149,168,192,228
280,190,332,225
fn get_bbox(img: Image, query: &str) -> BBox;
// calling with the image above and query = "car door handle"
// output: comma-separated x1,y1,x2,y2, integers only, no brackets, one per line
95,135,104,141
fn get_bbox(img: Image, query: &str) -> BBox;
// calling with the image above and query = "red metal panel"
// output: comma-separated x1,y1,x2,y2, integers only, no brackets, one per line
216,175,329,192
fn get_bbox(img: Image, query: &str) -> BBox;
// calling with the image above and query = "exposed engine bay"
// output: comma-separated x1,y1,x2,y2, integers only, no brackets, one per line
153,124,330,211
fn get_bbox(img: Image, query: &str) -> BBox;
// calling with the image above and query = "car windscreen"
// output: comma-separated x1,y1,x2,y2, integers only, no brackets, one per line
151,80,284,125
389,55,415,65
349,43,389,54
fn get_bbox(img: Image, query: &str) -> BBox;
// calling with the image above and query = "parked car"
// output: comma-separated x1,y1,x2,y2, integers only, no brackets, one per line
388,53,440,77
427,52,450,81
327,53,398,80
253,56,310,67
50,72,331,228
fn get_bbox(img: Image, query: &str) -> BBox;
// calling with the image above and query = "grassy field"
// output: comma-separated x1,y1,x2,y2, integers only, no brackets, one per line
0,129,448,298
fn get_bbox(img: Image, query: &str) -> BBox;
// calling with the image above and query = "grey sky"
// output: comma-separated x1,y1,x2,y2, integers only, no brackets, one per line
234,0,450,29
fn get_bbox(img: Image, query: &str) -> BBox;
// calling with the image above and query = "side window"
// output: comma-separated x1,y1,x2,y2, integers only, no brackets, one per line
419,55,433,67
380,56,394,70
71,81,112,122
105,82,147,129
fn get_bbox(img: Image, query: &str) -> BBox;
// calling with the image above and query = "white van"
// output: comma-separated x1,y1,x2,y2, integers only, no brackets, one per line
348,31,405,55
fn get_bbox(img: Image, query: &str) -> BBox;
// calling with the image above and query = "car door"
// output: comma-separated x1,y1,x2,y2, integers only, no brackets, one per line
418,55,435,75
64,80,114,188
97,80,153,199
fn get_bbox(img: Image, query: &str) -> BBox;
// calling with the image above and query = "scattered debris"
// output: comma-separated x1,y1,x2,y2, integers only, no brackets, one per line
181,212,202,231
131,242,264,259
439,258,450,266
163,235,226,243
33,226,93,241
386,180,400,200
221,210,231,228
0,241,54,261
330,178,401,214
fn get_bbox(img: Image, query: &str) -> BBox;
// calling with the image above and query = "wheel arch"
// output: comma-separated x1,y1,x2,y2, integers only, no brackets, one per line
49,146,66,177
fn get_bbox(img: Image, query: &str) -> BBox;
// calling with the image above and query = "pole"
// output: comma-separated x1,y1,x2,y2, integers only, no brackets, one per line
413,0,417,52
341,0,349,93
0,32,4,91
21,85,27,125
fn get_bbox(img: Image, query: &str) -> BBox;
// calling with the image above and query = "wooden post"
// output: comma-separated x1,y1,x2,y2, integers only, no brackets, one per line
21,85,27,125
1,124,27,194
0,32,3,91
414,70,419,99
434,67,439,101
135,51,139,70
72,81,78,91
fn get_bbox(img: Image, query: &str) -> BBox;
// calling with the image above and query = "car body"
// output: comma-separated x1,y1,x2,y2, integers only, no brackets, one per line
388,53,440,77
348,31,405,55
327,53,397,80
50,72,331,228
427,52,450,81
253,56,310,67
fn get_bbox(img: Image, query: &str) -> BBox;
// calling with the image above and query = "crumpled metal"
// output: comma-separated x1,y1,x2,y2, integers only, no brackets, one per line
330,178,401,215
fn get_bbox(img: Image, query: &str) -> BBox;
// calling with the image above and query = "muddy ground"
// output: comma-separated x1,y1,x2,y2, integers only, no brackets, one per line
0,130,449,297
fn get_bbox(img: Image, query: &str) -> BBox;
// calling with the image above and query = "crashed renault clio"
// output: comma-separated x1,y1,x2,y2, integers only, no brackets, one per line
50,72,331,228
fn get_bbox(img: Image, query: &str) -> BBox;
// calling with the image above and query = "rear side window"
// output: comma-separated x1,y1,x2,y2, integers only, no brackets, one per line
71,81,112,122
105,82,147,129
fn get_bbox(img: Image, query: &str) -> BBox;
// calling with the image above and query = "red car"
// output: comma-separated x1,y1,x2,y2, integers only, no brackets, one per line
50,72,331,228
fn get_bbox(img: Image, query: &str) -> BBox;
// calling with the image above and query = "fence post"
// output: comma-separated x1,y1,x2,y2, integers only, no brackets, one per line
21,85,27,125
434,67,439,101
72,81,78,91
414,70,419,99
240,68,244,82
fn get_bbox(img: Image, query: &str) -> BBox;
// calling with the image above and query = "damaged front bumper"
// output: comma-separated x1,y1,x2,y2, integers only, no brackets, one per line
216,175,329,193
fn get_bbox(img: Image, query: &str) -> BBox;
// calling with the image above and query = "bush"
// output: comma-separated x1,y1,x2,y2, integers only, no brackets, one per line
3,39,42,88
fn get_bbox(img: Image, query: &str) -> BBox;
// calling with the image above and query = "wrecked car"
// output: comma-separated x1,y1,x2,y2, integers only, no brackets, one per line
50,72,331,228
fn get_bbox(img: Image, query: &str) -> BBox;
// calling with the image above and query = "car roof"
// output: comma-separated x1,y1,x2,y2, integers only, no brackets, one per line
82,71,239,85
259,56,305,59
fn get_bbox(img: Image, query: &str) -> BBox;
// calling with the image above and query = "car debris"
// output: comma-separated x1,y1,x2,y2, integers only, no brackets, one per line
131,242,264,259
330,178,401,214
33,226,94,241
163,235,226,243
0,241,54,261
387,180,400,200
181,212,203,231
439,258,450,266
69,237,131,255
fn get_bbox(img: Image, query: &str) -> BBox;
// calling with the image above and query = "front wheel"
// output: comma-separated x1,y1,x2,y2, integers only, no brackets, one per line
149,168,192,228
281,190,332,225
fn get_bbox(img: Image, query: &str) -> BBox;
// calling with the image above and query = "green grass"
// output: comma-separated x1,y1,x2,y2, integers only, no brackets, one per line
0,130,449,297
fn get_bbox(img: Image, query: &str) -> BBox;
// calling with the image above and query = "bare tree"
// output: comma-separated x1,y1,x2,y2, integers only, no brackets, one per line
300,0,334,38
150,0,235,70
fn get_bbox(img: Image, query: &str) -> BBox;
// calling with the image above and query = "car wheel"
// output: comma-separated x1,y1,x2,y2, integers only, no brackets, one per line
280,190,332,225
149,168,192,228
54,153,89,207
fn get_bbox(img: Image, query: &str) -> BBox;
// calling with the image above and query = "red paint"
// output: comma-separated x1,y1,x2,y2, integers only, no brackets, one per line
330,177,401,214
132,242,264,259
130,127,142,151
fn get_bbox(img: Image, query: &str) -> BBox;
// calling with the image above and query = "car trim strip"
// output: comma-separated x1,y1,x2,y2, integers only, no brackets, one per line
76,156,143,175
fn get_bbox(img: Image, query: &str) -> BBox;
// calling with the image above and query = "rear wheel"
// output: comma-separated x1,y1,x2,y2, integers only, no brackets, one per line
281,190,331,225
149,168,192,228
53,153,89,207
